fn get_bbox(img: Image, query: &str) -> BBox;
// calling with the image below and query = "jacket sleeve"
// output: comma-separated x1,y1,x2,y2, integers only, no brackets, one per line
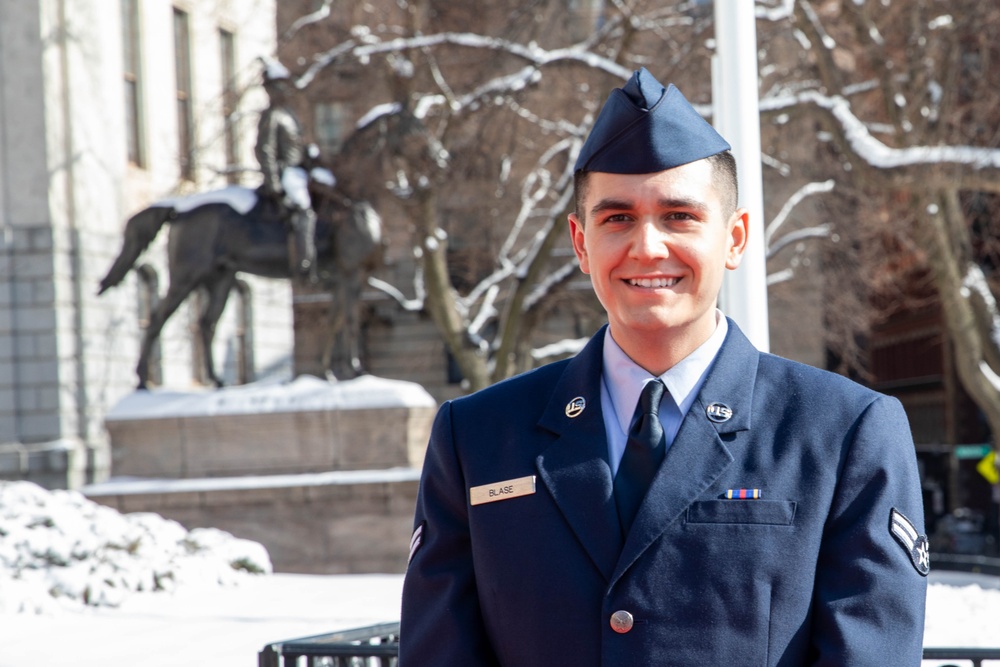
399,401,500,666
809,395,928,666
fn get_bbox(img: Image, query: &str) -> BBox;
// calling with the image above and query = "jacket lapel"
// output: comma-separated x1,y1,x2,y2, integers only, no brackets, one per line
535,327,624,581
611,321,760,585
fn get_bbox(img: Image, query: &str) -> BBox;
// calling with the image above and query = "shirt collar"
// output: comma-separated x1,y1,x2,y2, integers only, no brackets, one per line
601,313,729,435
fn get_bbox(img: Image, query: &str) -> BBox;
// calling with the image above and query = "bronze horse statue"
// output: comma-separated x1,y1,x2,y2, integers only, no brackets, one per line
98,182,382,389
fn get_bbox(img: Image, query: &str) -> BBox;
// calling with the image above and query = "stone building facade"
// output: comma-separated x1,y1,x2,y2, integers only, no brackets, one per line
0,0,291,489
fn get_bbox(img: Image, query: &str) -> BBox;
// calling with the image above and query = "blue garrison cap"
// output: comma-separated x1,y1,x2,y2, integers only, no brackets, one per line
574,68,730,174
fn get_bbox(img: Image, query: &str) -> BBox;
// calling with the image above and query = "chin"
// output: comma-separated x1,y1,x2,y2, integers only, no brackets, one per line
620,315,686,336
627,307,710,335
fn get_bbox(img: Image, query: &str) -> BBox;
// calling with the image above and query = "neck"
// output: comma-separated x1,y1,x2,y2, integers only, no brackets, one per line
609,319,719,376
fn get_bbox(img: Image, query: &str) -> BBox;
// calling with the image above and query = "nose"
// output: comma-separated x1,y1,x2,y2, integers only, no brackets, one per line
629,220,669,260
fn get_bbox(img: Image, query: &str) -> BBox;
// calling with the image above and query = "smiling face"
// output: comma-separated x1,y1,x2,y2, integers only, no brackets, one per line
569,159,748,374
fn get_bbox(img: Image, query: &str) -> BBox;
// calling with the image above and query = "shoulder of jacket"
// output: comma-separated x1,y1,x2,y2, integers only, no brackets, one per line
449,358,571,411
757,352,883,403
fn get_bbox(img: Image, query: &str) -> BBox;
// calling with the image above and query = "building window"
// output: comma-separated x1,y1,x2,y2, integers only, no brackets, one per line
173,7,194,180
136,264,162,386
121,0,145,167
219,28,239,184
315,101,348,156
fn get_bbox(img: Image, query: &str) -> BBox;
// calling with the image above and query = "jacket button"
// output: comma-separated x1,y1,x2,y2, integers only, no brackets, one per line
610,610,634,634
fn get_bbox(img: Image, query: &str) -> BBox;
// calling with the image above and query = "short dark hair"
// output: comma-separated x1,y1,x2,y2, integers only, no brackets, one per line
573,149,739,223
573,169,590,223
707,150,738,216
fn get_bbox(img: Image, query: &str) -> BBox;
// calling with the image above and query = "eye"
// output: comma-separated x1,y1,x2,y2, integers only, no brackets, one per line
666,211,697,221
601,213,632,223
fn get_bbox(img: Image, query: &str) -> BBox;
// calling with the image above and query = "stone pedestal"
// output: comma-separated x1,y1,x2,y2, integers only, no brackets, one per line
104,375,436,478
85,468,420,574
92,374,437,574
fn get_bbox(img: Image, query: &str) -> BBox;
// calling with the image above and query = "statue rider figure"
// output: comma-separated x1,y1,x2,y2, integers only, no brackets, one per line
255,57,317,282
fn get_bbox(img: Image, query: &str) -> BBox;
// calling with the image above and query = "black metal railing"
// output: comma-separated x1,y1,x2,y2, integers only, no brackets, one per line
929,553,1000,578
921,647,1000,666
259,624,1000,666
259,622,399,667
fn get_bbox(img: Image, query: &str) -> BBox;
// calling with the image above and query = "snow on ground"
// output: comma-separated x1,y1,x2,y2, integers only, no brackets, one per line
924,570,1000,649
2,481,1000,666
0,481,271,614
0,572,404,667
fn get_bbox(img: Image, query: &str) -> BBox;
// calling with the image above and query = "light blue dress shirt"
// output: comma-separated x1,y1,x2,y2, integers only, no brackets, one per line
600,313,729,477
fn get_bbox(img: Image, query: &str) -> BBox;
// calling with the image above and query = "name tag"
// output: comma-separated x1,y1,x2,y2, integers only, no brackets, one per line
469,475,536,506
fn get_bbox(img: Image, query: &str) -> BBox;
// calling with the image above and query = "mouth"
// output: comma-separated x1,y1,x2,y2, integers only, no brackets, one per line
627,277,679,288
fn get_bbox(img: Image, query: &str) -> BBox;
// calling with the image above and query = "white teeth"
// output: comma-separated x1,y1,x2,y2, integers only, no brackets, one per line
629,277,678,288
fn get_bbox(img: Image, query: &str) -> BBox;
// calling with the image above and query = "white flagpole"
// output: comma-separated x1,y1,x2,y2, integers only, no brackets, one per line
713,0,770,352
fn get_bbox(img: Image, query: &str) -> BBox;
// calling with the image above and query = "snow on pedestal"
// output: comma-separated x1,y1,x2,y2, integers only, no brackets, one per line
105,374,436,421
103,375,438,478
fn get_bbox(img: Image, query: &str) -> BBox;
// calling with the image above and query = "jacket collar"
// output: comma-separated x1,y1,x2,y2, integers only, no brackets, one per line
534,320,760,583
535,326,624,580
611,320,759,583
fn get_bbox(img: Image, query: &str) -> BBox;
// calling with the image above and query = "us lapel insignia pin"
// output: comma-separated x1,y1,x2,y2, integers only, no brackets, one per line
706,402,733,423
565,396,586,418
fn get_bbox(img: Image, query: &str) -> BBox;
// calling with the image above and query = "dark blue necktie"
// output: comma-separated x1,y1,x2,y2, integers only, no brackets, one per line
614,379,666,536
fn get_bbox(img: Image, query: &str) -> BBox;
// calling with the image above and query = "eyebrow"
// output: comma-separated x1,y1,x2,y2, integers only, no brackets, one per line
589,196,710,218
589,198,634,218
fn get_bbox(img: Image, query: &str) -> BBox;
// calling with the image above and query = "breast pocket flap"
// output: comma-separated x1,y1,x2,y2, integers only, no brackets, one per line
686,500,796,526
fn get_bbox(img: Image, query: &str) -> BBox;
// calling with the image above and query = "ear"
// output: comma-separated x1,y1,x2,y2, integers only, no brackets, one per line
568,213,591,274
725,208,749,270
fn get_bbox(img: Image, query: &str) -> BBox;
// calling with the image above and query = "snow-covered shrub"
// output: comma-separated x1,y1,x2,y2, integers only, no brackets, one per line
0,481,272,613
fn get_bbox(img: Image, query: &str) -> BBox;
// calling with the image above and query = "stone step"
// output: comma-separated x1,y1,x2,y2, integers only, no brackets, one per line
84,468,419,574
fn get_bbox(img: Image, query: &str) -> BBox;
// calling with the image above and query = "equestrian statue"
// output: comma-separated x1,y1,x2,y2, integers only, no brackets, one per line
99,56,382,389
98,165,382,389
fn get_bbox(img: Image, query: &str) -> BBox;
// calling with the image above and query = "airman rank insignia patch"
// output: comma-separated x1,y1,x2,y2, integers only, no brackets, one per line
408,521,425,566
889,509,930,576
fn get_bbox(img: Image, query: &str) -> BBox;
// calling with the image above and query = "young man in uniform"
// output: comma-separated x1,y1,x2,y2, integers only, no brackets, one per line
400,68,928,666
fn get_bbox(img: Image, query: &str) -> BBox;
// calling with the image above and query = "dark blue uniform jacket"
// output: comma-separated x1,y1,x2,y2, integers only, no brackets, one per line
400,321,928,666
